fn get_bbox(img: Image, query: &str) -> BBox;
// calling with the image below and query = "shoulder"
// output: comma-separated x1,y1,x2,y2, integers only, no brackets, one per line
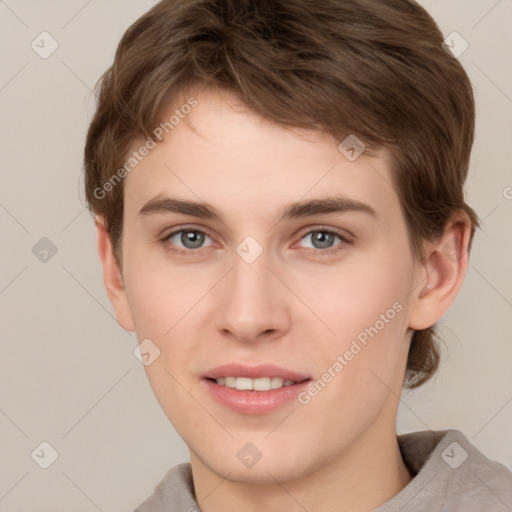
380,429,512,511
133,463,198,512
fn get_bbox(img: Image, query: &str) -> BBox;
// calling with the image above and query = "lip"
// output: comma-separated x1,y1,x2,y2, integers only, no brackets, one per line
203,363,310,382
202,363,312,415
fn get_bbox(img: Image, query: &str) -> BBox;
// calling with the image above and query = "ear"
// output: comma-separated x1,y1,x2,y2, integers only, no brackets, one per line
408,211,473,330
95,216,136,332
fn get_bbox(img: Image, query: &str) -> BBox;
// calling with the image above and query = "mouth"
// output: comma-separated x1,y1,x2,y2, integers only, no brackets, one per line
202,363,312,415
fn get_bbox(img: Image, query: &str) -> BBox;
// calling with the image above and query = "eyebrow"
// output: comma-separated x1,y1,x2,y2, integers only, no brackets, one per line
138,195,378,222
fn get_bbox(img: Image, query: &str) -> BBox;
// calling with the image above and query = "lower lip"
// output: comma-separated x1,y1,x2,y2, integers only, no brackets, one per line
202,378,312,415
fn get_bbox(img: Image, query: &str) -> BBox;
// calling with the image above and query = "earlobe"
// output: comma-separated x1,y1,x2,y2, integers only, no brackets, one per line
408,214,472,330
95,216,136,332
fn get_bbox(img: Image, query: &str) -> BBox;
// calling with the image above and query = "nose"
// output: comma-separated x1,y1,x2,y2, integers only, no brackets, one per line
214,246,291,344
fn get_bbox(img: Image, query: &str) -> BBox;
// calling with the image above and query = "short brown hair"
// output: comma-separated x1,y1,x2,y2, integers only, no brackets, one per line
83,0,480,389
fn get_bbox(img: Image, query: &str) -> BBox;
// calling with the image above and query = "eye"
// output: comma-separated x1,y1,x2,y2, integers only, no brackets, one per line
160,226,352,256
296,228,351,254
162,228,214,255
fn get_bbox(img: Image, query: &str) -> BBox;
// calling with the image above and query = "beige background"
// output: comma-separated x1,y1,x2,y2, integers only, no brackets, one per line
0,0,511,510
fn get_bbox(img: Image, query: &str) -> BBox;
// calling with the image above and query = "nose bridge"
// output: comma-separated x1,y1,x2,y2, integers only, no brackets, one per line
232,244,271,295
230,232,274,295
215,237,290,340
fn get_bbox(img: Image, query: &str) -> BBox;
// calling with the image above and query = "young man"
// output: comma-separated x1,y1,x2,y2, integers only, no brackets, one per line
84,0,512,510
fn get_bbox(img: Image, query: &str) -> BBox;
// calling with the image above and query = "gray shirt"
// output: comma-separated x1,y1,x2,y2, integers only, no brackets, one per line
134,429,512,511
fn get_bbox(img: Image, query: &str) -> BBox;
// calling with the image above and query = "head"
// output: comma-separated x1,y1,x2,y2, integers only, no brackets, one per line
84,0,479,484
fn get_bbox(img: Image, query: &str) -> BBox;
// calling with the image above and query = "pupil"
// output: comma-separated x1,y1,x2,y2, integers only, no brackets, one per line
183,231,204,248
314,231,333,249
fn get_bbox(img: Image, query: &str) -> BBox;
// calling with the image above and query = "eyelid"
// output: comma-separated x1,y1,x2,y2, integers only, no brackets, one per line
295,224,354,242
162,223,353,240
162,223,215,239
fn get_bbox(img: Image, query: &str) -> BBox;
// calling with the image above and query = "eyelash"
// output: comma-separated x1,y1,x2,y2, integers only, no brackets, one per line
160,226,352,257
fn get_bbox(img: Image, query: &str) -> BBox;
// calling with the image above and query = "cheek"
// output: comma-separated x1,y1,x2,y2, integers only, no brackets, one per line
123,253,204,391
123,250,202,337
295,249,410,341
296,246,413,393
142,360,203,447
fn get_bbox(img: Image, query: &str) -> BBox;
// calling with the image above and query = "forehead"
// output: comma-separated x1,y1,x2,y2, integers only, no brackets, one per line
123,88,399,226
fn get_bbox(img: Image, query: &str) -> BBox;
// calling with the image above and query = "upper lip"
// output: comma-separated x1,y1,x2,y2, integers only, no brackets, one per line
204,363,311,382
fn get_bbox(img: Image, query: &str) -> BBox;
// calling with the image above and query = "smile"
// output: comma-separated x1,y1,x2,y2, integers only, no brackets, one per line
212,376,298,390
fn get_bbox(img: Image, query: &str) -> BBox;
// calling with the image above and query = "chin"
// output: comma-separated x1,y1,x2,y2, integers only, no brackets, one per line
222,462,306,485
198,444,316,485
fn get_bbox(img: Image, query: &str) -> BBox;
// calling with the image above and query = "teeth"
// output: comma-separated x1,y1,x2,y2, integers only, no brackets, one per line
224,377,236,388
214,376,298,390
270,377,284,389
235,377,253,390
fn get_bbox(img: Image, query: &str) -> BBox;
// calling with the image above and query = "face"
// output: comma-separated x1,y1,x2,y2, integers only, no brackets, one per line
114,87,425,483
